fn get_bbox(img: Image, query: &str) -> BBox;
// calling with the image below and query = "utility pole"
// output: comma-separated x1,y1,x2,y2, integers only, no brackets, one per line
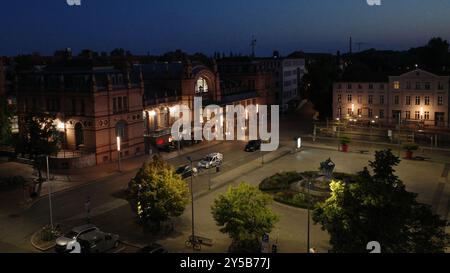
187,157,196,252
307,180,311,253
46,156,53,229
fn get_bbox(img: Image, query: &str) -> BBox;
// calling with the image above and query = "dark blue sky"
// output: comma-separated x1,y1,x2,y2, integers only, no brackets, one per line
1,0,449,56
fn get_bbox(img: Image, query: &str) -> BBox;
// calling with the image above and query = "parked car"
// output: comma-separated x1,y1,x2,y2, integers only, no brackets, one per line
198,153,223,169
176,164,198,179
138,243,169,254
245,140,262,152
77,230,120,253
55,224,99,253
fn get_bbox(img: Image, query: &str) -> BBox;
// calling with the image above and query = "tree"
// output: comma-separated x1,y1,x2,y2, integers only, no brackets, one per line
313,150,449,253
127,156,189,232
211,183,279,253
0,96,12,146
14,111,61,181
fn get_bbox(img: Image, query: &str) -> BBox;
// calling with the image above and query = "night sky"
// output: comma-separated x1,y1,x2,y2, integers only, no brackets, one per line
1,0,450,56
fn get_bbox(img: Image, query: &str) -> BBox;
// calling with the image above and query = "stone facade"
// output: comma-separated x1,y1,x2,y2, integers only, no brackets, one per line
333,69,450,127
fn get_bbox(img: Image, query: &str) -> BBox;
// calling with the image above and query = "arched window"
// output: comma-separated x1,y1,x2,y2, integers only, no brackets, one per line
195,77,209,94
75,122,84,148
115,120,128,140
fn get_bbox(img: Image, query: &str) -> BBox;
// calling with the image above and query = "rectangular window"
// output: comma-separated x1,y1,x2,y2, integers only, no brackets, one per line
394,95,399,105
347,108,352,115
368,95,373,105
348,84,352,89
347,94,352,103
357,109,362,116
415,111,420,120
379,95,384,105
416,82,421,90
72,99,76,113
405,111,411,120
394,81,400,90
406,96,411,105
368,109,373,118
438,82,444,90
118,97,123,112
438,96,444,106
113,98,117,113
123,97,128,111
379,110,385,119
337,94,342,103
415,96,420,105
425,82,431,90
424,111,430,120
406,82,411,90
424,96,430,105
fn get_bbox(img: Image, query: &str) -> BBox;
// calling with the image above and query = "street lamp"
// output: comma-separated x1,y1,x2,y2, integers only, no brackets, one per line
307,180,311,253
117,136,121,172
186,156,197,251
46,156,53,230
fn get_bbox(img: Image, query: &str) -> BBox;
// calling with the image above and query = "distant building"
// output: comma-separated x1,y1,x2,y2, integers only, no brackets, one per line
333,69,450,127
260,56,306,112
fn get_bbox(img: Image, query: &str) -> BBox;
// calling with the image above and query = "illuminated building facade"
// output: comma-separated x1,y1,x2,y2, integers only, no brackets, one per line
333,69,449,127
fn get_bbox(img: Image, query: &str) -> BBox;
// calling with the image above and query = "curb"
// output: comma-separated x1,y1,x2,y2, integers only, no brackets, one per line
30,229,56,252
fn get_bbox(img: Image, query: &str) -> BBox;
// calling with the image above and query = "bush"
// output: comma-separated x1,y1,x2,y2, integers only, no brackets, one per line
40,226,59,242
403,143,419,151
259,172,302,191
340,136,351,145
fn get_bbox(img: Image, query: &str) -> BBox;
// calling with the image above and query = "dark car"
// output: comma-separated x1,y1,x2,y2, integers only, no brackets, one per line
245,140,262,152
176,165,198,179
138,243,169,254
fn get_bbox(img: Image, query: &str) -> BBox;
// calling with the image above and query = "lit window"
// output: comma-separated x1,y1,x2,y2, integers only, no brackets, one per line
347,94,352,103
394,81,400,89
424,96,430,105
195,77,209,94
415,96,420,105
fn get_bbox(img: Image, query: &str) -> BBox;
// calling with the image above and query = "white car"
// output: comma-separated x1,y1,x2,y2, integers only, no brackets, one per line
198,153,223,169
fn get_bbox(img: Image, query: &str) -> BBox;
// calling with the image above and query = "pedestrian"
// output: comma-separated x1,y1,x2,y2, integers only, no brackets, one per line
85,196,91,224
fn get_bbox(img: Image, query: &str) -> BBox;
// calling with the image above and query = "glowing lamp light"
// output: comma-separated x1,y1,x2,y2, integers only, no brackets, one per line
56,120,65,131
297,137,302,149
256,104,259,113
149,110,156,117
116,136,121,151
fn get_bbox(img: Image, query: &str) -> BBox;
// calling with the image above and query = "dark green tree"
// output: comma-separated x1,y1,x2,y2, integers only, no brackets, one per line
314,150,449,253
211,183,279,253
14,111,62,181
0,97,12,146
127,156,189,232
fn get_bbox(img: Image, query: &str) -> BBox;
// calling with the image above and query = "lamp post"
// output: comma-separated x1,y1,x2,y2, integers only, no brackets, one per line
117,136,122,172
46,156,53,229
307,180,311,253
186,156,196,251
